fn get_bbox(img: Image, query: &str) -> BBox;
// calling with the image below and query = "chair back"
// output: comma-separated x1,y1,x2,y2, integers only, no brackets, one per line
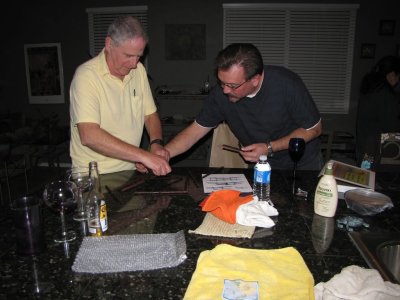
208,122,248,168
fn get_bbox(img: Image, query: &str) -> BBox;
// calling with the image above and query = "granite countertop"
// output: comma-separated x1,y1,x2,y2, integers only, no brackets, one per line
1,167,399,299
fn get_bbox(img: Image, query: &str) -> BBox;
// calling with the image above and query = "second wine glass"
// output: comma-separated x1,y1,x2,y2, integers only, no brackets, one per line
67,167,91,221
288,138,306,194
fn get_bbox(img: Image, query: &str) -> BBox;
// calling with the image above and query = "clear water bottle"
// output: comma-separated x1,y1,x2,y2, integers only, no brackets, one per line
253,155,272,205
360,153,374,170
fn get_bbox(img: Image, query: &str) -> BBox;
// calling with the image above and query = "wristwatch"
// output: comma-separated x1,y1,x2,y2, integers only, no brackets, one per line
266,141,274,157
150,139,164,146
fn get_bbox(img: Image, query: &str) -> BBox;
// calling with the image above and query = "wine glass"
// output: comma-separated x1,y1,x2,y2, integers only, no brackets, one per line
67,167,92,221
43,180,78,243
288,138,306,195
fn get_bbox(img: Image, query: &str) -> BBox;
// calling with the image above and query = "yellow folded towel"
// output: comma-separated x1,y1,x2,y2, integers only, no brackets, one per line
184,244,315,300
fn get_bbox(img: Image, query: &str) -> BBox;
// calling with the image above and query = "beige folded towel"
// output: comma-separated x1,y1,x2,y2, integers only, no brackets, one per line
189,213,255,238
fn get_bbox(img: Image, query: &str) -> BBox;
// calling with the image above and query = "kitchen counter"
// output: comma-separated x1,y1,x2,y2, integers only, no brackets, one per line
1,167,399,299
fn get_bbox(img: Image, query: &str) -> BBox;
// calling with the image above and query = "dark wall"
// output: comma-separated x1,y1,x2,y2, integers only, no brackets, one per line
1,0,399,135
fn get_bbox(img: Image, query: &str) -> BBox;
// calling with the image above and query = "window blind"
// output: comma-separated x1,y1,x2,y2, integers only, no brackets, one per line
86,6,148,57
223,3,359,114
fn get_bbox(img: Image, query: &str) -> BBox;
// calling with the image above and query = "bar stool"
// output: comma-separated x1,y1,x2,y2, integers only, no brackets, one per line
0,143,29,206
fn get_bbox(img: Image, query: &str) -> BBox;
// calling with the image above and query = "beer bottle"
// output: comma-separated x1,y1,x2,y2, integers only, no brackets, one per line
87,161,108,236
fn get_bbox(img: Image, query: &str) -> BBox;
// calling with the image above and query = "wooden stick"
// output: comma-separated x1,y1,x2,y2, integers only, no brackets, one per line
221,144,241,153
133,190,188,195
120,178,146,192
105,185,122,204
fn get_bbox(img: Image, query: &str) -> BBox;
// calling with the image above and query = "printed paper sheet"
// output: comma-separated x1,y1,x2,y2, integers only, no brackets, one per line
202,173,252,193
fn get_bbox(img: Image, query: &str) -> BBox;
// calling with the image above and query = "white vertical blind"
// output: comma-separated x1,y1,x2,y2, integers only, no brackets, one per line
223,4,359,114
86,6,148,57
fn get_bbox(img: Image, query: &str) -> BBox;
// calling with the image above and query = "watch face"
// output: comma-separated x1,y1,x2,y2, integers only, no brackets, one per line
267,142,273,157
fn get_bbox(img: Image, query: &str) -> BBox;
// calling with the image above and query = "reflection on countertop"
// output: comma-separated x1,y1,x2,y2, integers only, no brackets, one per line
1,167,400,299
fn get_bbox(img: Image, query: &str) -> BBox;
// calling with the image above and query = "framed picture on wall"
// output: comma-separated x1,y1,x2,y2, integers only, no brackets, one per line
24,43,64,104
165,24,206,60
379,19,395,36
360,43,376,59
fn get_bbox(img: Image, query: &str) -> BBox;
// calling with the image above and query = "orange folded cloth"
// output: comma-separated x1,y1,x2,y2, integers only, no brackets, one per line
199,190,254,224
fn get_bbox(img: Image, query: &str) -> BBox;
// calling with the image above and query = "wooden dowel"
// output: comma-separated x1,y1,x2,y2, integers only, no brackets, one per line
133,190,188,195
221,144,241,153
120,178,146,192
105,185,122,204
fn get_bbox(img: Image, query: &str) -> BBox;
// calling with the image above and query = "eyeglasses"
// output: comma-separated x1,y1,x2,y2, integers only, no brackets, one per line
219,79,250,90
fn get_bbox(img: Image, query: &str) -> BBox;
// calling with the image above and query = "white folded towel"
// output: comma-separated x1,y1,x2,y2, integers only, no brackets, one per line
314,265,400,300
236,198,279,228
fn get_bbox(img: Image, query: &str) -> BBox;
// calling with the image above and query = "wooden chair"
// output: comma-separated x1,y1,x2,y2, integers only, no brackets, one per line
0,141,28,206
208,122,248,168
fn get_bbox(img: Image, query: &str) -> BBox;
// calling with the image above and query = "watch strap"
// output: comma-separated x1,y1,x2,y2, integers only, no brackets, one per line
150,139,164,146
267,141,274,157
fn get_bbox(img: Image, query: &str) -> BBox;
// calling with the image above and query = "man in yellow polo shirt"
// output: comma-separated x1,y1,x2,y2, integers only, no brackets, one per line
70,16,171,176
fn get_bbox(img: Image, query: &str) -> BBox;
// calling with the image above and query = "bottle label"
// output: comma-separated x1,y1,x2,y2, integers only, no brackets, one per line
100,201,108,232
88,201,108,235
254,169,271,184
88,219,101,235
316,182,334,197
316,188,333,198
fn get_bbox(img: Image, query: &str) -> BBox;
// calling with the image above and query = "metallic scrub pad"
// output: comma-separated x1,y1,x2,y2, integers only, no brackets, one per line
72,231,186,273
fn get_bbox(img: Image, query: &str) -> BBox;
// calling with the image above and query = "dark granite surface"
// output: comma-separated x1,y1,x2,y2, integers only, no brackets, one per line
1,167,399,299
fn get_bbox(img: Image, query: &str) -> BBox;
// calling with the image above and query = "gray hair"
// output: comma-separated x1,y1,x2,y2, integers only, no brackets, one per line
107,16,148,45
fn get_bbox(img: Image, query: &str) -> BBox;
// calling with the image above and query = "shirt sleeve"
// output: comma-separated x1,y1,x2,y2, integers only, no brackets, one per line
287,72,321,130
195,88,226,128
70,66,102,126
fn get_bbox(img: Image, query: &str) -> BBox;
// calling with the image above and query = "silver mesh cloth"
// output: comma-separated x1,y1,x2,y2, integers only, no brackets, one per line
72,230,187,273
